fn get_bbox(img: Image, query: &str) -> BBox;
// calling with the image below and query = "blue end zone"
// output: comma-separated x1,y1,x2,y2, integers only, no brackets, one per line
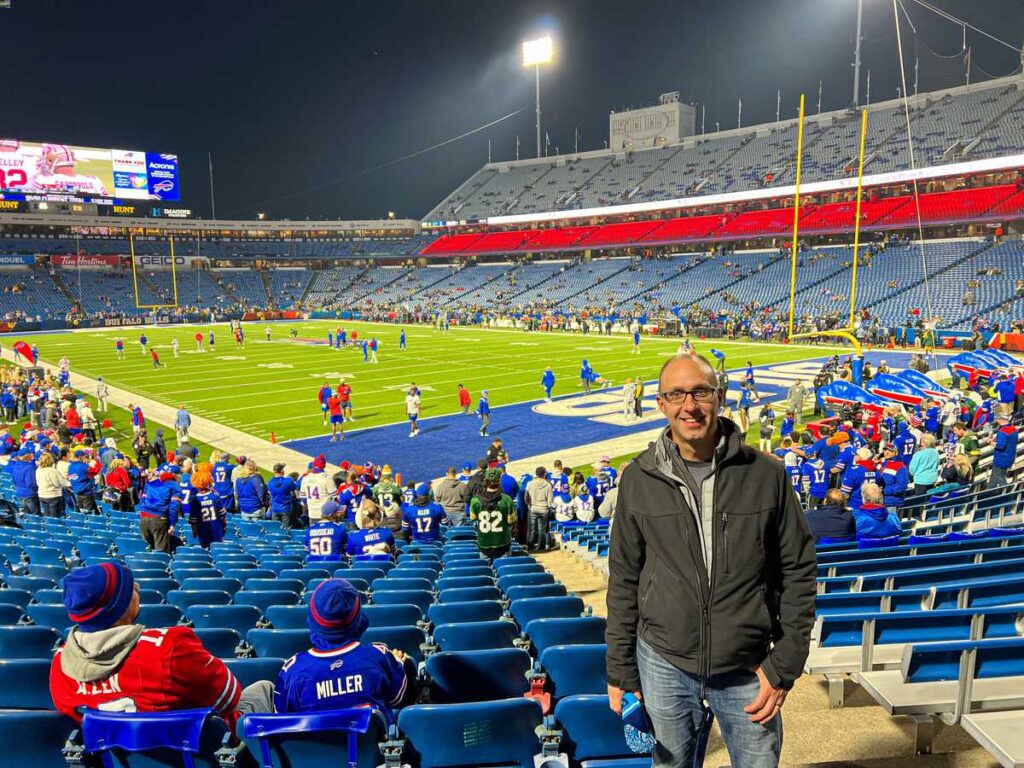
282,350,932,480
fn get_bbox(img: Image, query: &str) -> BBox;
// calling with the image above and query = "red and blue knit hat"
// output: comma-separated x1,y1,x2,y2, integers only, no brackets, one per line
63,563,136,633
307,578,369,650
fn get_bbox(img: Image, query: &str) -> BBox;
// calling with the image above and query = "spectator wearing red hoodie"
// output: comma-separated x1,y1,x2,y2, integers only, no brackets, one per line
457,384,472,415
64,404,83,437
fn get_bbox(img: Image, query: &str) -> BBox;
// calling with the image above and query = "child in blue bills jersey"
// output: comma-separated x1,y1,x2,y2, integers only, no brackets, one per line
272,579,415,721
186,464,227,547
305,500,349,561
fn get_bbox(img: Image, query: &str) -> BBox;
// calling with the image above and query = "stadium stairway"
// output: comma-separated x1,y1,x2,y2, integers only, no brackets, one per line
47,270,81,308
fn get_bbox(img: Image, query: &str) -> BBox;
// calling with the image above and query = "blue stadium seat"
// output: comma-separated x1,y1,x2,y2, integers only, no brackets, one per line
0,659,54,709
243,578,305,595
433,620,519,652
277,568,331,586
371,589,433,615
247,629,310,659
389,567,439,584
264,605,309,630
186,605,261,635
438,564,491,578
398,552,441,565
236,708,387,768
0,712,77,768
126,568,169,580
304,577,369,599
222,568,277,583
133,578,179,596
505,584,568,602
425,648,531,703
346,567,388,583
179,577,243,595
434,575,495,591
234,590,301,614
192,628,242,658
493,556,537,572
22,545,65,567
32,589,66,605
361,604,423,629
437,586,502,604
397,698,543,768
3,575,58,594
136,605,184,628
79,707,229,768
125,552,171,567
426,600,504,627
166,589,233,612
371,577,433,593
525,617,608,655
494,563,545,577
26,604,74,635
498,572,556,592
0,588,33,610
554,695,651,767
362,626,427,664
539,645,608,701
222,657,284,688
0,603,23,625
0,626,61,658
26,564,68,583
509,596,585,629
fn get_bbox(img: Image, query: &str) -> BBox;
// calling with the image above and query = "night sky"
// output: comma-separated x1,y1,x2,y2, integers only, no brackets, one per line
2,0,1021,221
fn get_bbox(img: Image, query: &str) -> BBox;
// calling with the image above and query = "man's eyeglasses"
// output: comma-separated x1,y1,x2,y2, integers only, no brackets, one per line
658,388,719,404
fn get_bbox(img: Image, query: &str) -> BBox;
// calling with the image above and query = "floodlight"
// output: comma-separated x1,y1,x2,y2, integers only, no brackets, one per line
522,36,553,67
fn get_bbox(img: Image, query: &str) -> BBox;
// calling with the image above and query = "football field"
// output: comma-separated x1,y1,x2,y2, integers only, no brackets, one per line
34,320,828,447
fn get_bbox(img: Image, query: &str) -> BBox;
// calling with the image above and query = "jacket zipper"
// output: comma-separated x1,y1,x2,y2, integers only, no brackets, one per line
704,470,721,682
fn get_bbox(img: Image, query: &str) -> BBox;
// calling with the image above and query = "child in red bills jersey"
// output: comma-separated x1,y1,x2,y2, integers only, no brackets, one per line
49,562,267,726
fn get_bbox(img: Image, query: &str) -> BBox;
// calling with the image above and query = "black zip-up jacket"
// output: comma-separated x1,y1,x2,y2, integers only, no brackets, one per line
606,419,816,691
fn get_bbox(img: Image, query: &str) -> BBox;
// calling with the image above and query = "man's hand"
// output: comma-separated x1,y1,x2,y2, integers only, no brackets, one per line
743,666,786,724
607,684,642,715
392,648,408,663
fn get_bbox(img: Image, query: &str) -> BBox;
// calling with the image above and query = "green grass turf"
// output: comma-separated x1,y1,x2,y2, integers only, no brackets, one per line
31,320,835,447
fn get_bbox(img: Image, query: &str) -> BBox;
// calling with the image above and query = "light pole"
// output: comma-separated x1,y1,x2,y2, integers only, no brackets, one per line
522,36,553,159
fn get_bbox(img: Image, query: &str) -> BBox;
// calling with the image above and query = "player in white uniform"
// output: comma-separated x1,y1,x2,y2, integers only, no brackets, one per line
32,144,107,196
406,387,421,438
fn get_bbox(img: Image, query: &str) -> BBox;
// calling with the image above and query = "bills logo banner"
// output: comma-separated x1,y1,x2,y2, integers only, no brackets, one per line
145,153,179,200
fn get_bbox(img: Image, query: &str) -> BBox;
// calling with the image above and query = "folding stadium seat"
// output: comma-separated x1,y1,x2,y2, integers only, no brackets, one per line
497,573,556,592
371,589,433,616
438,564,492,579
235,590,301,614
75,541,112,563
397,698,544,768
441,553,483,566
135,605,184,628
22,546,65,568
277,568,331,586
247,628,311,659
435,575,495,592
138,590,165,605
444,529,479,542
166,589,233,612
346,566,388,583
209,542,244,554
362,626,427,664
509,597,585,629
314,561,352,576
222,657,283,688
398,552,441,565
538,644,608,701
170,564,221,580
554,694,651,767
0,658,53,709
360,604,423,629
0,542,25,569
0,625,61,658
493,556,537,571
425,648,532,703
505,584,568,602
185,605,261,636
223,568,277,583
26,604,75,635
234,708,388,768
114,538,151,555
437,586,502,604
262,605,309,630
305,577,370,598
389,567,439,584
134,577,179,596
243,578,305,595
127,568,170,580
192,628,242,658
352,554,394,565
0,712,78,768
371,577,433,593
0,574,55,595
33,588,66,604
495,563,546,577
405,543,444,555
125,552,171,568
77,708,230,768
27,564,67,583
525,617,607,655
0,588,33,610
0,604,23,625
180,577,242,595
426,600,504,627
433,620,519,652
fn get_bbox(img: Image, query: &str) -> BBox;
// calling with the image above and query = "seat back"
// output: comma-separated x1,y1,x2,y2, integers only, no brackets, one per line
222,658,284,688
497,573,555,592
238,708,386,768
0,659,55,708
433,576,495,592
247,629,310,660
192,628,242,658
554,694,650,764
437,586,501,604
26,604,74,635
234,591,301,614
185,605,261,635
244,578,305,595
166,590,233,612
135,605,184,628
370,589,432,615
426,600,503,627
361,604,423,629
540,644,608,701
179,577,242,595
0,711,78,768
265,605,309,630
398,699,543,768
0,625,61,658
362,626,426,664
371,577,433,593
433,620,518,652
425,648,531,703
509,596,584,629
525,617,608,654
81,707,227,768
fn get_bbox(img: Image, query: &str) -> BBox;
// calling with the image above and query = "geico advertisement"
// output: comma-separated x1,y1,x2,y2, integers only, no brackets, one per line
136,255,204,268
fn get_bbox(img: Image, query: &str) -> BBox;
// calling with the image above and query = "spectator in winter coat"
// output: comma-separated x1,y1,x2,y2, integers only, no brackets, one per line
235,460,269,520
908,433,941,492
267,463,298,530
105,458,134,512
851,483,901,538
10,447,39,516
36,451,68,518
151,430,168,466
988,415,1019,489
803,488,855,542
434,466,468,525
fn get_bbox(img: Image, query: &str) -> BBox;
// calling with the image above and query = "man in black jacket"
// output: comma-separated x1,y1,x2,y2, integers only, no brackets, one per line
606,354,816,768
803,488,855,542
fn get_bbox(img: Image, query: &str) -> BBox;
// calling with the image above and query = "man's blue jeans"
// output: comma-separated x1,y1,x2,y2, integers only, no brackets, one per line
637,638,783,768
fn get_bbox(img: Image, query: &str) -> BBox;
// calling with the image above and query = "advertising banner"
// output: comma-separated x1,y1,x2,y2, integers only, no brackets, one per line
50,254,122,268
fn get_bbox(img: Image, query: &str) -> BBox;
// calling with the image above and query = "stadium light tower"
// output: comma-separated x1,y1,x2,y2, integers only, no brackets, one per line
522,35,553,158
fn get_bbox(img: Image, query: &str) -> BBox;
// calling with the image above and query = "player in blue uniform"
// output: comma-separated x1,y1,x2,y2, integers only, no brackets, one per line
273,579,414,721
338,329,347,348
305,500,349,561
328,331,334,347
710,347,726,371
369,337,378,363
541,367,556,401
400,483,447,543
317,381,333,426
361,340,369,362
632,326,641,354
399,329,406,350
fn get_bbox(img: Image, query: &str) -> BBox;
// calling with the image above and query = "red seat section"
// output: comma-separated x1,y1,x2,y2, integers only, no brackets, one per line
799,197,911,234
977,186,1024,219
421,232,486,255
462,231,535,253
524,226,598,251
640,214,733,244
578,220,663,247
717,207,798,238
875,185,1017,228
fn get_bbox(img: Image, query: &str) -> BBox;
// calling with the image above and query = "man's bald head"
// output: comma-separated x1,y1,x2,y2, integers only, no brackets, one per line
659,354,718,392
